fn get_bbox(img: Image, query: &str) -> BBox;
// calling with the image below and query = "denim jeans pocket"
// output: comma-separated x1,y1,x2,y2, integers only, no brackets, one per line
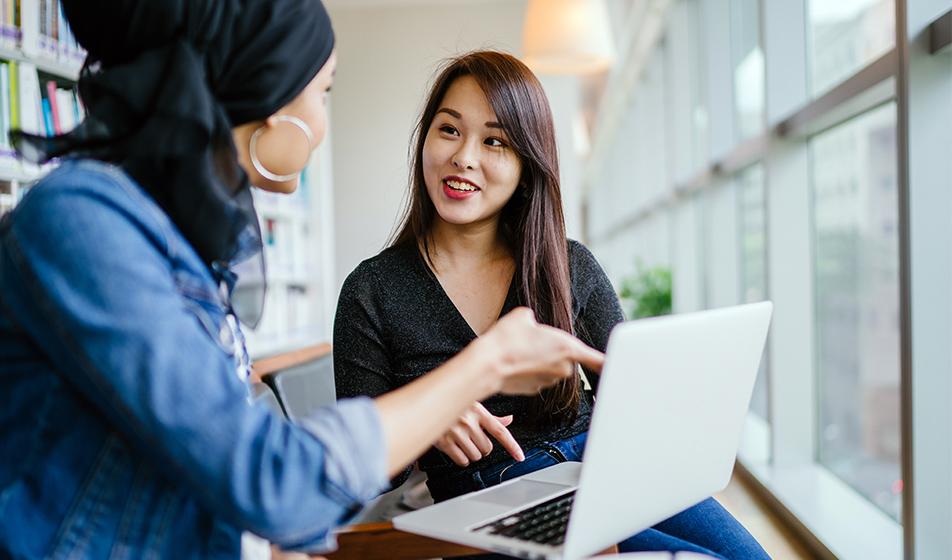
494,448,562,485
551,431,588,462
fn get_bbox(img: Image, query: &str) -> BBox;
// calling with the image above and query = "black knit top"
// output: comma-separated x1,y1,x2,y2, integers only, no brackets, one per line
333,239,625,489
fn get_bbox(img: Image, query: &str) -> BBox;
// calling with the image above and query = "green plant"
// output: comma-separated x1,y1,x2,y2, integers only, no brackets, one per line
618,262,672,319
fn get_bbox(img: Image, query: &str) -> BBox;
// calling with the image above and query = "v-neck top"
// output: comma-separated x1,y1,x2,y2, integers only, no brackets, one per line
333,239,625,488
425,256,516,339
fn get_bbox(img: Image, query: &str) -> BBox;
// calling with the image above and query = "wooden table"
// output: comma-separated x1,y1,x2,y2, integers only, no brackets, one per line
326,521,483,559
324,521,619,559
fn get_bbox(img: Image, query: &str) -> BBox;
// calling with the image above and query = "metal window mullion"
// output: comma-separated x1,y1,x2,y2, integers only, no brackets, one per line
895,0,915,557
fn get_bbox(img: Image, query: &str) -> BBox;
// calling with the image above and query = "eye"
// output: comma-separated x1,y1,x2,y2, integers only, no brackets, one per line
485,137,508,148
439,124,460,136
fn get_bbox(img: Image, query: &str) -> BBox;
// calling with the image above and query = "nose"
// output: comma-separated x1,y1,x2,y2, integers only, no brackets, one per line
452,139,478,171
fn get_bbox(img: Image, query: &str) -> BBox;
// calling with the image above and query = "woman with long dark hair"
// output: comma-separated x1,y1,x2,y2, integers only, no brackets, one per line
334,50,769,559
0,4,604,558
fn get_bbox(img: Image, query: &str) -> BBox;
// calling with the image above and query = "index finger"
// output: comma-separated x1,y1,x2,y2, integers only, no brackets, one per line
569,339,605,372
478,412,525,462
544,327,605,373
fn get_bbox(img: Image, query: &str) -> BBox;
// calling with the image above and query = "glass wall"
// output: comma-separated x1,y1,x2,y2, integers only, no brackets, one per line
583,0,952,556
737,164,769,421
731,0,765,140
811,103,902,521
808,0,895,96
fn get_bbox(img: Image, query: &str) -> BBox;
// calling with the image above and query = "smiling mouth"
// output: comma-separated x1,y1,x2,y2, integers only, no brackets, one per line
444,178,480,192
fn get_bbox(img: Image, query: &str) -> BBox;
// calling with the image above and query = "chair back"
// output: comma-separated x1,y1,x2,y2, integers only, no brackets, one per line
264,353,336,422
253,344,430,524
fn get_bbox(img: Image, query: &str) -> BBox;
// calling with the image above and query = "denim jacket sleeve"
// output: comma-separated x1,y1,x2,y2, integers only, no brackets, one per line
0,164,388,552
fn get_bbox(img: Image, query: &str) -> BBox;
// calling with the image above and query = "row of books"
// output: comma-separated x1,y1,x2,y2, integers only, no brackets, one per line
0,0,19,44
0,1,84,68
0,58,83,163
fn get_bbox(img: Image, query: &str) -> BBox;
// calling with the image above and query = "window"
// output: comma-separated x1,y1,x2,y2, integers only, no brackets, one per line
810,103,902,521
737,164,769,421
808,0,895,96
582,0,952,554
730,0,765,140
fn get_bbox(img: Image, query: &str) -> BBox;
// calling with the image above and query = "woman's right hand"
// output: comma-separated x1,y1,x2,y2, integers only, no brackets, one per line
476,307,605,395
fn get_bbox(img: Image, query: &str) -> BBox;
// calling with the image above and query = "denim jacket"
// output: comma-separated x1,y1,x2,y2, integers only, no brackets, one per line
0,160,388,559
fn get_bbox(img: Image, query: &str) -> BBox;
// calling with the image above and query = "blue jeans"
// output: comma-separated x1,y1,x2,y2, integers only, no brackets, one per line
428,431,770,560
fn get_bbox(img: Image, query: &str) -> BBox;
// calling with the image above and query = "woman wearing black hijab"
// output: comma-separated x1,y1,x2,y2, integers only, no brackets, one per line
0,1,603,557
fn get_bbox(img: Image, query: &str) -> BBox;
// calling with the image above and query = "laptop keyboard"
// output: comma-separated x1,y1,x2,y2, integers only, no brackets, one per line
474,491,575,546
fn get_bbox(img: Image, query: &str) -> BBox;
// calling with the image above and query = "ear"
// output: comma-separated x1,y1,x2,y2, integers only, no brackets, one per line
262,115,280,129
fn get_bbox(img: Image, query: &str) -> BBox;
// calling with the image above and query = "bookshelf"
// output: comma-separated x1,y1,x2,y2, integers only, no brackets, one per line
0,2,336,360
240,127,337,360
0,1,84,212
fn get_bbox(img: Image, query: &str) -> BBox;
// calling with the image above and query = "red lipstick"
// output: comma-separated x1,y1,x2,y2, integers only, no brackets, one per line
442,176,481,200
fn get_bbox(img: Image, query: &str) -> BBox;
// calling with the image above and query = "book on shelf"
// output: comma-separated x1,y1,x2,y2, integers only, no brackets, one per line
0,1,21,49
8,59,17,130
0,62,8,156
16,0,84,67
54,84,73,129
0,58,84,176
0,1,88,184
44,79,56,131
17,59,40,134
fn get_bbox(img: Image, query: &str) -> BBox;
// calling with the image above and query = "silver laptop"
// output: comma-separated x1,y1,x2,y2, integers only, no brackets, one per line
393,302,773,560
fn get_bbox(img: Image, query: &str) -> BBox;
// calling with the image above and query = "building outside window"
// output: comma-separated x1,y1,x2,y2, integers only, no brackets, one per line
810,103,902,521
808,0,895,96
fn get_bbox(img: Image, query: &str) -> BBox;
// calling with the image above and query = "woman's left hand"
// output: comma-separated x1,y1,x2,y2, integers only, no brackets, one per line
434,402,526,467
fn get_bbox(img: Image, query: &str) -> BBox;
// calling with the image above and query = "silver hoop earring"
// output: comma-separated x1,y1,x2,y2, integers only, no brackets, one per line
249,115,314,182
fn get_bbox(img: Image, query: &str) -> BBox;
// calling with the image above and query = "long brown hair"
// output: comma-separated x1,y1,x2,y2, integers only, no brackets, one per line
392,51,578,426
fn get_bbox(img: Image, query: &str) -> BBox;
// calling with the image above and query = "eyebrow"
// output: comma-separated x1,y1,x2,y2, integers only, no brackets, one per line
436,107,505,129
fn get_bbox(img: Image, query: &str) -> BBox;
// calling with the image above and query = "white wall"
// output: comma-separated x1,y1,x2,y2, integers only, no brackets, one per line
327,1,527,290
538,74,585,242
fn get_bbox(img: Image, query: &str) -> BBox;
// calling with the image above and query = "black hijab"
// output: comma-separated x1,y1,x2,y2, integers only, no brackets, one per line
11,0,335,293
